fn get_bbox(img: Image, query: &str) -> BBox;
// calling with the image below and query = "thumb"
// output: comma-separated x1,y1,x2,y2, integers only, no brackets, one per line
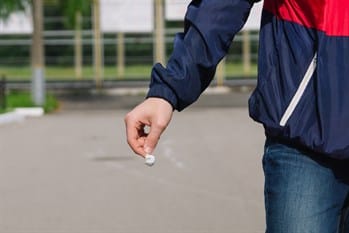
144,126,163,155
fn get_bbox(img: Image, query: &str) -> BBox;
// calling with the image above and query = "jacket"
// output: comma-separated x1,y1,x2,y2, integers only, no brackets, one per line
147,0,349,159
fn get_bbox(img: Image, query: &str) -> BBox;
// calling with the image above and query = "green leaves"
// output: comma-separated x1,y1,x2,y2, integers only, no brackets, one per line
59,0,92,28
0,0,30,19
0,0,92,27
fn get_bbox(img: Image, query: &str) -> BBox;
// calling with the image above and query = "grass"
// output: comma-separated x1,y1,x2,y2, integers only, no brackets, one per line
0,63,257,80
0,65,153,80
0,62,257,114
0,91,59,114
225,63,257,78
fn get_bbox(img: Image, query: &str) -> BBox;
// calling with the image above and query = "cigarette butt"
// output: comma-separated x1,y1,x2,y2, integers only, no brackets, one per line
145,154,155,166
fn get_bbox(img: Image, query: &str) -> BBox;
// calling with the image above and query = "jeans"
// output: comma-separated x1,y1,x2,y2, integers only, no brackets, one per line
263,138,349,233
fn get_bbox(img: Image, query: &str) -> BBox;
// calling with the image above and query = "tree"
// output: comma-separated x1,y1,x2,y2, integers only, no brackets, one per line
0,0,45,105
31,0,45,105
1,0,95,103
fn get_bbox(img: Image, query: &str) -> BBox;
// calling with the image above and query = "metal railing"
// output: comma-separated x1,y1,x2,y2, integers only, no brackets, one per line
4,77,257,91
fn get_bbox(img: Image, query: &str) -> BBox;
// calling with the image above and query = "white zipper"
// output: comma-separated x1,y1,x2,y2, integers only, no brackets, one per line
279,53,317,127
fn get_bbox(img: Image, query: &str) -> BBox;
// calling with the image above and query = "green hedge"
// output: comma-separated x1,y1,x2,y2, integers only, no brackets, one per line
0,91,59,113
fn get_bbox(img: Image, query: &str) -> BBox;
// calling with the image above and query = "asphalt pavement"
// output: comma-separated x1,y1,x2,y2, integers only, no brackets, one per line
0,89,266,233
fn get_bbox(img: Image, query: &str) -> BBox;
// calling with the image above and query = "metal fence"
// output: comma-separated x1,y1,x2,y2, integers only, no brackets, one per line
0,4,260,82
0,30,259,80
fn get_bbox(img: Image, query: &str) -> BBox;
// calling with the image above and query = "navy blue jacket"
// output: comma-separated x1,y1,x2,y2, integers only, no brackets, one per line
147,0,349,159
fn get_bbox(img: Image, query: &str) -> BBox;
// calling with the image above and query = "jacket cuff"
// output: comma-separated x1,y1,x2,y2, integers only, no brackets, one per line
146,83,178,111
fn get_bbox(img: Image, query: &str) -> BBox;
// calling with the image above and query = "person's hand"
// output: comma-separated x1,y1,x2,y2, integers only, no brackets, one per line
124,97,173,157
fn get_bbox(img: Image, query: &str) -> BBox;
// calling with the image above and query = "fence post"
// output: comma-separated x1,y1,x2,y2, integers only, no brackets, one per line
0,75,6,110
117,32,125,79
216,58,226,87
154,0,165,65
92,0,103,89
242,30,251,76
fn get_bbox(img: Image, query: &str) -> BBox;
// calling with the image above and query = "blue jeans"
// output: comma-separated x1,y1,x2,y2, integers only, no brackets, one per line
263,138,349,233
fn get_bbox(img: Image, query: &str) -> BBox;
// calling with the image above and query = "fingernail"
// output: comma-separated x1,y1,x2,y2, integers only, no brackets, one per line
144,146,152,154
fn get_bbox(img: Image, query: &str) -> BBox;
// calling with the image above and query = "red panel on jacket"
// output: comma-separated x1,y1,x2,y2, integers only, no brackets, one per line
264,0,349,36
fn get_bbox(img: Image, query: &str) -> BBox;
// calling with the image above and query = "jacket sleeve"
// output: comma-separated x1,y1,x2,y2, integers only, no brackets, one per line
147,0,260,111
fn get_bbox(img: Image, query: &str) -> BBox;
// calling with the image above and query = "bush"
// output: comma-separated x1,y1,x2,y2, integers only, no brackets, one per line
0,91,59,113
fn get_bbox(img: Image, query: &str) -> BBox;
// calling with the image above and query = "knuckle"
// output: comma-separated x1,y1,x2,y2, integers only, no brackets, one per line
154,120,167,130
124,113,132,123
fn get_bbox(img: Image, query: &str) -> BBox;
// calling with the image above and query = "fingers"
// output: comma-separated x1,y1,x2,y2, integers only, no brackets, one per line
125,116,165,157
125,114,147,157
124,98,173,157
144,121,167,154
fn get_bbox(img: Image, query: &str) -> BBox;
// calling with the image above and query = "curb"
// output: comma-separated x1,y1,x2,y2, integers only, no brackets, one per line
0,107,44,126
58,86,254,111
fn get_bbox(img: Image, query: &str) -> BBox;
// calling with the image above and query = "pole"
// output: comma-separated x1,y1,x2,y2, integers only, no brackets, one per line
92,0,103,89
75,10,83,79
31,0,45,105
154,0,165,65
117,32,125,79
242,30,251,76
216,58,226,87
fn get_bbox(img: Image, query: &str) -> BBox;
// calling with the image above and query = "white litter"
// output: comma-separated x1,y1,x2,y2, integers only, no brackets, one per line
145,154,155,167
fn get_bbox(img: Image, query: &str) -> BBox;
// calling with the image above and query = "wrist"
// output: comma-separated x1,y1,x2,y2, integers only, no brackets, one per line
146,84,177,111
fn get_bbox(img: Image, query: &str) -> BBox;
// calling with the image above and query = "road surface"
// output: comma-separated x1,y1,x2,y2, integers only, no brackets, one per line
0,106,265,233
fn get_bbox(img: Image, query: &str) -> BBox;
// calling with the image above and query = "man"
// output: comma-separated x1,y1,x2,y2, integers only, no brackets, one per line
125,0,349,232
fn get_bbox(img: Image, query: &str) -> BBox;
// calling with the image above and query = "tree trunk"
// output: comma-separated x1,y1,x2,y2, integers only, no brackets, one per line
31,0,45,106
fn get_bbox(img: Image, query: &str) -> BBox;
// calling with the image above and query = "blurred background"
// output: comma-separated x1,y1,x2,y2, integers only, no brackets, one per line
0,1,265,232
0,0,262,110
